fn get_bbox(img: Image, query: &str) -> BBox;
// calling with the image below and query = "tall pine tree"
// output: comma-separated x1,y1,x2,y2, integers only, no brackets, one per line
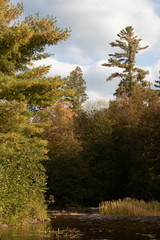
67,66,88,115
102,26,149,96
0,0,70,223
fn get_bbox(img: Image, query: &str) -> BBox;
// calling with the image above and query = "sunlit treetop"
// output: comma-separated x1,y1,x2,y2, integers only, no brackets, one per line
0,0,70,74
102,26,149,96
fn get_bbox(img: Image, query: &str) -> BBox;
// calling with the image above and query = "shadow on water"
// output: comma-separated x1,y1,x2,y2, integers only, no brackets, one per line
1,214,160,240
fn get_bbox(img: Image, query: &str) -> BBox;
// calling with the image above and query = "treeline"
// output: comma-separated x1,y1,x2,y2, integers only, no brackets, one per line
46,26,160,207
46,88,160,207
0,0,160,224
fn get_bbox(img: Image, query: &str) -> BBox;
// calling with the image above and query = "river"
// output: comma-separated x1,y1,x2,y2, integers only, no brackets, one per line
1,214,160,239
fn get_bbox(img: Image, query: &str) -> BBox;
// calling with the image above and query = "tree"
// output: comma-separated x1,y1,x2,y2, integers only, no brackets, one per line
107,87,160,201
43,101,87,206
129,90,160,200
67,66,88,115
0,0,70,223
0,100,49,222
154,71,160,95
0,0,70,75
79,106,115,205
102,26,149,96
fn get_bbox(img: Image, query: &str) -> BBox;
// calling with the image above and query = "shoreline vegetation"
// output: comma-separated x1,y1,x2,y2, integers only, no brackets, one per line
99,198,160,216
0,198,160,229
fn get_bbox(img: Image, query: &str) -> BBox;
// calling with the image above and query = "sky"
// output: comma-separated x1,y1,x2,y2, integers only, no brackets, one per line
10,0,160,101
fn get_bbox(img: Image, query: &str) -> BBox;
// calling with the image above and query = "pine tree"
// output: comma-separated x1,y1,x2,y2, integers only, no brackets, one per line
0,0,70,223
154,71,160,95
102,26,149,96
0,0,70,75
66,66,88,115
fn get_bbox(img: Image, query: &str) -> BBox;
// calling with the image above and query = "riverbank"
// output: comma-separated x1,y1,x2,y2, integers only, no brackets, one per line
49,214,160,239
48,209,160,226
48,207,99,215
1,212,160,239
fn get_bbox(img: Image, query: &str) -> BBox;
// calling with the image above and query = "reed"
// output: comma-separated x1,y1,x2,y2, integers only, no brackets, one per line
99,198,160,216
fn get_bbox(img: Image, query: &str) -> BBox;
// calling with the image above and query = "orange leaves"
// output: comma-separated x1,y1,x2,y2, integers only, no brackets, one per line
0,0,23,26
47,101,77,134
44,101,79,154
0,101,28,133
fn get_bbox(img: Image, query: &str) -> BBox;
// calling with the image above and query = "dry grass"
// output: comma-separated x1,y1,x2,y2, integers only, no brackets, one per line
99,198,160,216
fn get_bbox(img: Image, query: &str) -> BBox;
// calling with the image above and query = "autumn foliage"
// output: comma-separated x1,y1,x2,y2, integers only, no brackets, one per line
0,0,70,223
0,0,160,223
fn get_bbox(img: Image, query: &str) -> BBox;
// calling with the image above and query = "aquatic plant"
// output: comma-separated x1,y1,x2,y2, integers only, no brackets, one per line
52,227,81,239
99,198,160,216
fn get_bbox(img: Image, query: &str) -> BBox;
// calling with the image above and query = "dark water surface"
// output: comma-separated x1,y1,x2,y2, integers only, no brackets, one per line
1,214,160,240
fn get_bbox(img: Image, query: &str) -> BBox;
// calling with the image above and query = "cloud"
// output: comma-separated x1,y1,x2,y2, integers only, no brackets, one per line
146,60,160,86
10,0,160,100
13,0,160,56
33,57,119,99
33,58,78,77
20,0,160,58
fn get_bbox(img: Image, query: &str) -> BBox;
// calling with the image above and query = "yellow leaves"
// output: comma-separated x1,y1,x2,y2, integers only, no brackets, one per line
0,0,23,26
0,101,28,133
17,66,50,79
0,73,67,108
43,100,78,151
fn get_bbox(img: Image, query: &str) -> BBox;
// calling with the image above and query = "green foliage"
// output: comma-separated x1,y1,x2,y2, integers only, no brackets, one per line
67,66,88,114
79,107,115,205
72,88,160,206
0,71,68,109
107,88,160,201
0,101,48,223
0,0,70,224
154,70,160,96
43,101,87,206
1,1,159,213
102,26,149,96
0,0,70,74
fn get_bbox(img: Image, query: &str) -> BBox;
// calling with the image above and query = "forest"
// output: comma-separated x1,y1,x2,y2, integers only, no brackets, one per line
0,0,160,224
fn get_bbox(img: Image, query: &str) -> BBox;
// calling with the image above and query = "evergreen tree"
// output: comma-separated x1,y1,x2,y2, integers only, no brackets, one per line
67,66,88,115
0,0,70,75
0,0,70,223
154,71,160,95
102,26,149,96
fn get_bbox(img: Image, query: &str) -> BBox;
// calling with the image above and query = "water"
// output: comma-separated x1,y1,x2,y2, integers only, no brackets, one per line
1,214,160,240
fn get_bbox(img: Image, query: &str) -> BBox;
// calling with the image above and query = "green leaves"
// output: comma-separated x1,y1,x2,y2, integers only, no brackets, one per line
0,0,70,223
0,132,48,221
102,26,149,96
0,1,70,74
66,66,88,114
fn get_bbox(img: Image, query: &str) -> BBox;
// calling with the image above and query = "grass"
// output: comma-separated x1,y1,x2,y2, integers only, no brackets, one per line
99,198,160,216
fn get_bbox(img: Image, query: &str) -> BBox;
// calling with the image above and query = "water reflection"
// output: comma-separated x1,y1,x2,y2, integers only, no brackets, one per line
1,214,160,240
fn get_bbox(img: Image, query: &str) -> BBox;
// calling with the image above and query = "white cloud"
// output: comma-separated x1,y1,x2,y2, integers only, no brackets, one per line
33,58,78,77
33,57,90,77
146,60,160,86
10,0,160,100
